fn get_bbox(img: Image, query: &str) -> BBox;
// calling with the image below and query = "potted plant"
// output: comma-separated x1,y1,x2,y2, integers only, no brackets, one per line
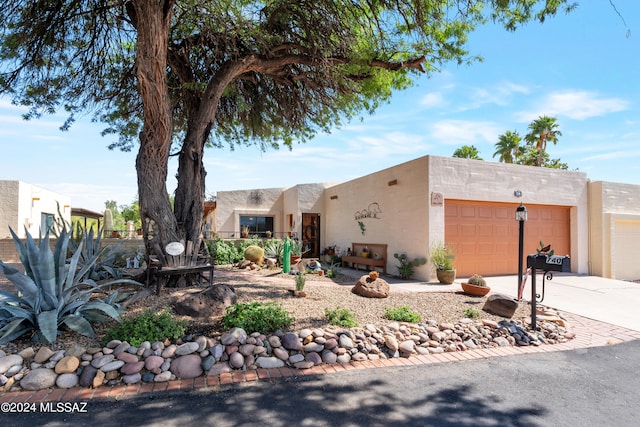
290,240,309,264
429,242,456,284
461,274,491,296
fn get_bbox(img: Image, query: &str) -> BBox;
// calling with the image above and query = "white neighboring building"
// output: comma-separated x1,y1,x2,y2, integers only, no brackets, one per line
0,180,71,238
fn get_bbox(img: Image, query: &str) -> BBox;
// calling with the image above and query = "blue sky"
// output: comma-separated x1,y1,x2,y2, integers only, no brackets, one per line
1,1,639,213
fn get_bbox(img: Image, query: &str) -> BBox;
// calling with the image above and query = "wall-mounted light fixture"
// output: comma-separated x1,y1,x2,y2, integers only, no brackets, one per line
32,197,40,207
388,179,398,186
330,195,338,200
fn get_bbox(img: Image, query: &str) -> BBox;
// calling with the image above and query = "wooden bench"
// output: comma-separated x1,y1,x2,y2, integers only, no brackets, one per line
341,242,387,274
147,240,215,295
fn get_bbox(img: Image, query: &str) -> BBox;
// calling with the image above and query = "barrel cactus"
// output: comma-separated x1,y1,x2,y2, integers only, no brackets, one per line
244,245,265,264
467,274,487,287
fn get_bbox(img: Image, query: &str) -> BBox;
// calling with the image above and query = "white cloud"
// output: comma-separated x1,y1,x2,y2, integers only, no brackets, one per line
429,120,502,145
515,90,630,121
469,81,531,108
420,92,445,108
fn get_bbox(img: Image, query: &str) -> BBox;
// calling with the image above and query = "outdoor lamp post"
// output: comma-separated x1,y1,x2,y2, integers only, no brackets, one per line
515,203,528,298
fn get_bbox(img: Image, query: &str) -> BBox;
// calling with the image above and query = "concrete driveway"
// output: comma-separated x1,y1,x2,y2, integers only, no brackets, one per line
336,268,640,333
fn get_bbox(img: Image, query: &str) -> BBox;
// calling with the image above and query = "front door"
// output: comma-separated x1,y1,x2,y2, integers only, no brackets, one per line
302,213,320,258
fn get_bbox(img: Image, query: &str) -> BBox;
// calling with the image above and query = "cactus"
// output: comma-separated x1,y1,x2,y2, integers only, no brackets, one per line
467,274,487,287
244,245,265,264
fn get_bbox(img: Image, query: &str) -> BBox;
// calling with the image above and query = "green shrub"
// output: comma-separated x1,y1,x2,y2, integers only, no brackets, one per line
463,308,480,319
102,308,186,346
207,238,243,265
222,302,292,334
384,306,422,323
0,228,139,344
325,307,358,328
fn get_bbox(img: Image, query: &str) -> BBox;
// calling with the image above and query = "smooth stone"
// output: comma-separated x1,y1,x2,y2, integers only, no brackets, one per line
384,335,398,351
207,363,232,376
338,335,354,350
229,352,245,369
336,354,352,364
142,372,155,383
212,344,225,360
0,355,23,374
154,371,172,382
101,360,125,372
268,336,282,348
18,347,35,360
50,350,66,362
66,345,87,358
5,364,22,377
239,344,256,356
175,342,200,356
117,352,139,364
196,336,208,352
56,373,79,389
322,350,338,364
162,345,177,358
171,355,204,379
305,352,322,366
255,356,285,369
201,355,216,371
304,342,324,353
79,365,99,388
106,339,122,348
34,347,54,364
55,356,80,374
281,333,302,351
20,368,57,391
273,347,289,361
91,354,114,369
121,361,145,375
324,338,338,350
145,356,165,371
123,373,142,385
293,360,314,369
289,353,305,364
399,340,416,354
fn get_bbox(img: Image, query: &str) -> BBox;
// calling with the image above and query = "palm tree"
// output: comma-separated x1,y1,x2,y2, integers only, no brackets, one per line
525,116,562,166
493,130,522,163
452,145,483,160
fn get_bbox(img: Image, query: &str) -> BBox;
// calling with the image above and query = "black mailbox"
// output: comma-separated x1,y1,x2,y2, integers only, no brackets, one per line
527,254,571,272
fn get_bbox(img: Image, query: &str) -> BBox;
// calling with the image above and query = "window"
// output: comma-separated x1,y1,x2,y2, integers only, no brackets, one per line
240,215,274,235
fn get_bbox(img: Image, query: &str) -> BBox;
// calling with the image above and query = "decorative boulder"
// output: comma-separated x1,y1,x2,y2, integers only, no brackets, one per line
352,275,390,298
173,284,237,318
483,293,519,318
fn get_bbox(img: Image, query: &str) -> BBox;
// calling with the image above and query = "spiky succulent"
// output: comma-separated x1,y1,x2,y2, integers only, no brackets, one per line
0,227,140,344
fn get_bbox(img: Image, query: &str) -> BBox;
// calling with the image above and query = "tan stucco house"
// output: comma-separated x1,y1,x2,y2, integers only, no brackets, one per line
216,155,640,282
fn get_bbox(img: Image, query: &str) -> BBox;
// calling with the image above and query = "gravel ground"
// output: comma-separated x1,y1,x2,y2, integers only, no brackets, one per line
0,263,533,354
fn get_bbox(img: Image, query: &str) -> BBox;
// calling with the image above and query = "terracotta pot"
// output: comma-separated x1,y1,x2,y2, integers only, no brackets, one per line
461,282,491,296
288,289,307,297
436,269,456,284
318,269,325,277
290,255,301,264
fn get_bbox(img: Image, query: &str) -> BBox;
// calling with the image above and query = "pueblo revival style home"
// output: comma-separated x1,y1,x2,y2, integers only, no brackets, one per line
215,155,640,282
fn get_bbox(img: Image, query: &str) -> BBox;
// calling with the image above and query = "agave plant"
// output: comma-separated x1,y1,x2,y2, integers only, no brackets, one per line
0,227,140,344
68,224,125,281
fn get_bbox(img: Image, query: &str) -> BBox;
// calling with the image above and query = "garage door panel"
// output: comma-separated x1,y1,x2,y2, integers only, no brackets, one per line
446,200,570,277
613,221,640,280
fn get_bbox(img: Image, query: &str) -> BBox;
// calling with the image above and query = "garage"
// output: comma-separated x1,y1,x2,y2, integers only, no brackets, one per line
612,220,640,281
445,200,571,277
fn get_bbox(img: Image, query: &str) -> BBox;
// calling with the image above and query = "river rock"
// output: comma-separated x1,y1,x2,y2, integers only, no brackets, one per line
170,355,204,379
256,356,285,369
281,332,302,351
20,368,57,391
0,354,23,374
56,373,79,389
483,294,519,317
121,361,145,375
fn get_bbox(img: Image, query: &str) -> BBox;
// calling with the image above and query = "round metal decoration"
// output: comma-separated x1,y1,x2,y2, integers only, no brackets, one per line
165,242,185,256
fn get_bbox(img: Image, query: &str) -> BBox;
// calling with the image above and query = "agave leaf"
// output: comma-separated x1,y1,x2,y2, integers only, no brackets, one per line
78,300,122,322
0,261,38,298
35,235,58,312
54,227,71,295
0,319,34,345
36,309,59,344
65,239,85,291
61,314,97,338
9,228,31,278
0,301,35,319
24,229,43,284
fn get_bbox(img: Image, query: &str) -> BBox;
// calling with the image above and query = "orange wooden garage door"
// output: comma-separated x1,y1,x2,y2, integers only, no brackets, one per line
445,200,570,277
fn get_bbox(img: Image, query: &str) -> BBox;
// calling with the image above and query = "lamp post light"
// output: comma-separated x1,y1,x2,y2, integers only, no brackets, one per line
515,203,527,298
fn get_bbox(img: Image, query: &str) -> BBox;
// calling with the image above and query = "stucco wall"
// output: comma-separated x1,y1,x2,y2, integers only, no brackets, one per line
427,156,590,274
0,181,71,239
215,188,285,237
324,157,431,278
589,181,640,278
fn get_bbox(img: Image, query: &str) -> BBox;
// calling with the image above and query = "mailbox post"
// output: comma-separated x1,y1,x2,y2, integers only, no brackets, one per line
515,203,527,296
526,253,571,329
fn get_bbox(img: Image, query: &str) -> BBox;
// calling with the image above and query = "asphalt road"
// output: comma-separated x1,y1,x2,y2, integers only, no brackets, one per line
5,340,639,427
